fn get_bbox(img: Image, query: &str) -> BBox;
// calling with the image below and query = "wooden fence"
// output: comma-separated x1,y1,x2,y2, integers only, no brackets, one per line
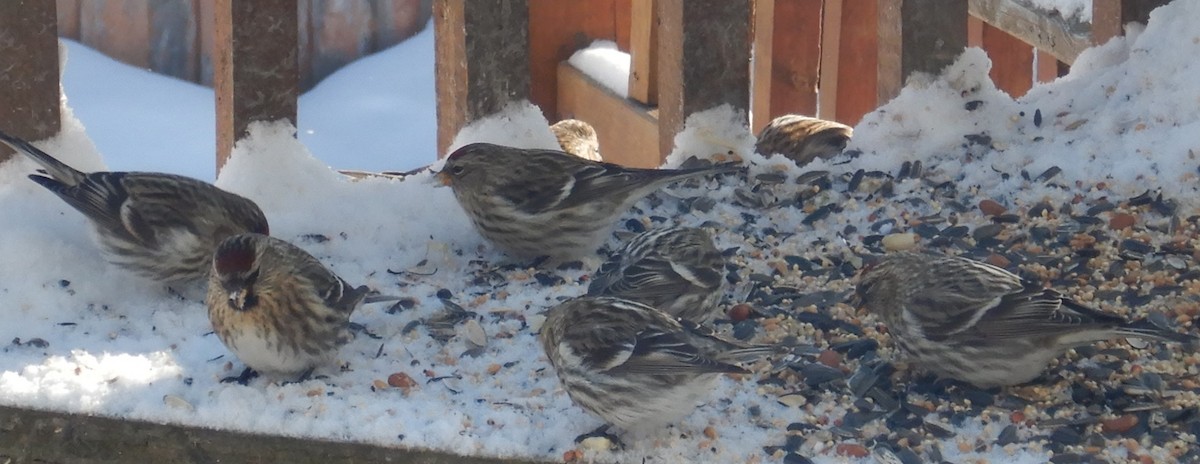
0,0,1171,172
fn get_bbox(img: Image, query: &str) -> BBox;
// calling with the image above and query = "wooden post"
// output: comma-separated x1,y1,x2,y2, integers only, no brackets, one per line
877,0,967,103
832,0,877,126
527,0,620,124
0,1,61,162
628,0,658,106
1035,49,1060,83
656,0,752,160
1092,0,1169,46
982,22,1033,97
435,0,531,156
214,0,299,174
751,0,821,133
817,0,841,122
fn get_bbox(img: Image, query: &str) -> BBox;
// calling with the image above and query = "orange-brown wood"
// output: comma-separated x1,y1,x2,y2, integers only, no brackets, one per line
816,0,841,121
627,0,658,105
307,0,373,89
56,0,81,40
967,14,983,47
558,62,659,168
983,22,1033,97
372,0,428,45
834,0,877,126
79,0,151,68
614,0,632,51
877,0,967,103
528,0,623,121
752,0,821,133
1092,0,1169,46
0,1,62,162
1035,49,1060,83
214,0,299,173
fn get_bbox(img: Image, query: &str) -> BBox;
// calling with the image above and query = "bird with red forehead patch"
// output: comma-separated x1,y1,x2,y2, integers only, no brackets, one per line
207,233,400,383
0,128,268,286
435,142,742,263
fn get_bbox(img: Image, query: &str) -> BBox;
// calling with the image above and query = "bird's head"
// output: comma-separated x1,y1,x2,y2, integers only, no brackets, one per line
436,143,505,190
213,234,263,312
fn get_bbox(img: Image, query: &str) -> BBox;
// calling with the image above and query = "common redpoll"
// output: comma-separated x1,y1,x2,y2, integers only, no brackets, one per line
539,296,776,435
0,129,268,285
436,142,740,261
550,119,602,161
207,233,397,382
588,227,726,324
755,114,852,166
855,251,1196,387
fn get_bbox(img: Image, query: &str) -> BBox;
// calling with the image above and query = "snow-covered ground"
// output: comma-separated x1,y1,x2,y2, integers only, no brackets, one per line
3,2,1199,463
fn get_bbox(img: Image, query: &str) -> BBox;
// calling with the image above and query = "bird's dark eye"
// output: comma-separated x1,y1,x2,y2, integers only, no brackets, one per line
450,165,465,175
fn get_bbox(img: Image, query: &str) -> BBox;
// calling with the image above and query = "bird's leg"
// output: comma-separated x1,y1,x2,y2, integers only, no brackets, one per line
283,367,316,385
221,367,259,385
574,424,625,450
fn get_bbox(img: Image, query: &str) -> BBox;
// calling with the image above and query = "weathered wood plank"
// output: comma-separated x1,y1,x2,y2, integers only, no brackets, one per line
55,0,82,40
751,0,820,133
558,62,659,168
656,0,752,160
0,405,549,464
983,21,1034,97
968,0,1090,64
833,0,877,126
434,0,531,155
527,0,621,123
150,0,201,83
0,0,61,162
627,0,658,105
816,0,841,121
79,0,151,68
214,0,300,173
1091,0,1169,45
877,0,967,103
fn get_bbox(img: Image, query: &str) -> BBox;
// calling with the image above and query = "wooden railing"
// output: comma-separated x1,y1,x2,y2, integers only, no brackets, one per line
0,0,1172,173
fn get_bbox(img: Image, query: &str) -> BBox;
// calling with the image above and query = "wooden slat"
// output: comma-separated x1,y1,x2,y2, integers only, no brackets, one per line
614,0,632,51
968,0,1090,64
558,62,659,168
79,0,151,68
198,0,216,86
877,0,967,103
967,15,983,47
0,1,61,162
1035,49,1061,83
371,0,431,46
149,0,201,83
983,22,1033,97
752,0,820,133
1091,0,1169,46
55,0,82,40
527,0,621,123
627,0,658,105
214,0,300,173
816,0,841,121
656,0,752,160
307,0,373,89
0,405,546,464
434,0,531,156
833,0,877,126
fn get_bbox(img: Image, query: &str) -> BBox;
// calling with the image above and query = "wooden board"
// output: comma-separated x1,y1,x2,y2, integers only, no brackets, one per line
656,0,752,159
627,0,658,105
1092,0,1170,46
752,0,820,133
0,405,549,464
834,0,877,126
877,0,966,103
968,0,1090,64
527,0,623,123
434,0,531,156
79,0,151,68
56,0,82,40
558,62,659,168
982,21,1034,97
214,0,300,173
0,1,61,162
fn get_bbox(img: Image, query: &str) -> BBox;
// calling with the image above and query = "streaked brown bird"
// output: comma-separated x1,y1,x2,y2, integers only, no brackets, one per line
856,251,1195,387
550,119,602,161
539,296,778,437
207,233,398,383
755,114,852,166
436,142,740,262
588,226,726,324
0,129,268,285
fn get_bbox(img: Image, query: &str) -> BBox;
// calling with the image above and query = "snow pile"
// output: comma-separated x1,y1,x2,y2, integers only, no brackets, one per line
567,40,631,98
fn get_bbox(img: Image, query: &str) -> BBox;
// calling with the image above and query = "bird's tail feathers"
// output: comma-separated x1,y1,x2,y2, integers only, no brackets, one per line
1116,318,1197,345
0,129,85,185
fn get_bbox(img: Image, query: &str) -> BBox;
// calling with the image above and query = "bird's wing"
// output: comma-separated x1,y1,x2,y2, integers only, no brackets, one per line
966,288,1128,340
609,325,747,375
905,255,1027,338
283,245,365,314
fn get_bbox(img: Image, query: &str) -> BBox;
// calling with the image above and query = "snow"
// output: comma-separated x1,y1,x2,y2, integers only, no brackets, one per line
1026,0,1092,23
567,40,631,98
2,1,1198,463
